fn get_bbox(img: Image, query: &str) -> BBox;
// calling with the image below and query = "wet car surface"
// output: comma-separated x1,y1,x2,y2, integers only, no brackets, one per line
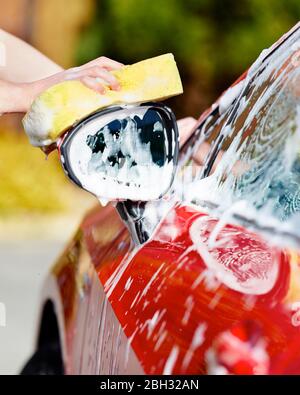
22,23,300,375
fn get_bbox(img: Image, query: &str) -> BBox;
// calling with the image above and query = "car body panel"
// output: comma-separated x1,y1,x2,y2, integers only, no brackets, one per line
44,201,300,375
94,204,300,374
36,23,300,375
44,206,144,374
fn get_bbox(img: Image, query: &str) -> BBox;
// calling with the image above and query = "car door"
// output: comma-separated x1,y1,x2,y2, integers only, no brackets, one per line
84,23,300,375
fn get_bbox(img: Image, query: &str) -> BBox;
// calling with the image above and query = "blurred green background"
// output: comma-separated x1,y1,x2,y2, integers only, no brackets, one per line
0,0,300,224
77,0,300,118
0,0,299,375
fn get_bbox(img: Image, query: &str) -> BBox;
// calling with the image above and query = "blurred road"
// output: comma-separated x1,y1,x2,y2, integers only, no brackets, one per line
0,241,65,374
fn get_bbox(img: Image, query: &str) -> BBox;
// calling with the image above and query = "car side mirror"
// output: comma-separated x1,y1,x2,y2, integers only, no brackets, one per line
59,103,179,202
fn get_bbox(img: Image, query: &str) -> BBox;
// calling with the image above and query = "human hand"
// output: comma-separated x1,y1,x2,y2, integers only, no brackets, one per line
0,56,123,114
177,116,223,173
177,117,198,146
30,56,123,95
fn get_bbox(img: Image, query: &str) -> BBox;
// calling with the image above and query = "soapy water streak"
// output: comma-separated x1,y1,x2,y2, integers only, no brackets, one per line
179,29,300,249
86,115,164,185
189,215,279,295
114,31,300,372
98,28,300,375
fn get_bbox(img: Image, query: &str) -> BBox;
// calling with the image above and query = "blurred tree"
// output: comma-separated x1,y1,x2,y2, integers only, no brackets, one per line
0,0,31,40
0,0,96,216
31,0,95,68
77,0,300,118
0,0,95,68
0,0,96,132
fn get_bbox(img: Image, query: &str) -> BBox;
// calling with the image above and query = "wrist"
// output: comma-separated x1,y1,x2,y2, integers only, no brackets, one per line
15,82,35,113
0,80,33,113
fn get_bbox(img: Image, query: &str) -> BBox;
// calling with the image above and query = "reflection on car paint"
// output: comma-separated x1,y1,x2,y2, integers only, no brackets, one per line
185,24,300,247
43,24,300,375
96,205,295,374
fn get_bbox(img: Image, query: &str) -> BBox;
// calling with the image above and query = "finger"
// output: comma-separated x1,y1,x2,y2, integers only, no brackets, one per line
81,66,120,90
193,144,223,175
80,76,105,94
177,117,197,147
83,56,123,71
192,142,211,166
232,160,250,176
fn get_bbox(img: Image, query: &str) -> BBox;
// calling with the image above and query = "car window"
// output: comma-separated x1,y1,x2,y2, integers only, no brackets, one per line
180,24,300,248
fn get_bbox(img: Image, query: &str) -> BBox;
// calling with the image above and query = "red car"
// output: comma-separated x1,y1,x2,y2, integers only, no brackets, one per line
22,23,300,375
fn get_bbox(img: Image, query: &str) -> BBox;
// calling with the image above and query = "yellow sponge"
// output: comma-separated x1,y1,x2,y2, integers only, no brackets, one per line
23,53,183,147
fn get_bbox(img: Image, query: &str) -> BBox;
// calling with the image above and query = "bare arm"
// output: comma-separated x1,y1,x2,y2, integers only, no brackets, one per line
0,29,62,82
0,29,123,114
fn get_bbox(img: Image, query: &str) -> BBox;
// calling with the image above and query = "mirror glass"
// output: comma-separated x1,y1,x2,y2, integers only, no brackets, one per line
60,105,178,201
